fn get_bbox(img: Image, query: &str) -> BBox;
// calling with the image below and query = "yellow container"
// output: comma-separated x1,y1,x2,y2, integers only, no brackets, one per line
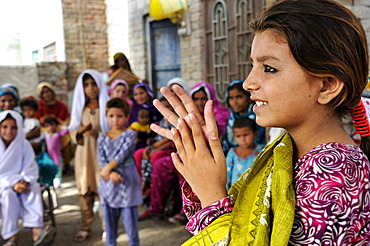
149,0,187,21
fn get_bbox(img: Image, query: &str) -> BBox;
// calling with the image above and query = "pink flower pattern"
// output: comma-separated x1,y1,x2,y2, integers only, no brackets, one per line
183,143,370,244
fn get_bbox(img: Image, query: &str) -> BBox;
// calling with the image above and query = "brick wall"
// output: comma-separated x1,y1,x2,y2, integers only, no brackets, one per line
61,0,109,89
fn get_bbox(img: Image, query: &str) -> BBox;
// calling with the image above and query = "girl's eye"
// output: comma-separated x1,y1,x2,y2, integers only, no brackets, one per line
264,65,277,73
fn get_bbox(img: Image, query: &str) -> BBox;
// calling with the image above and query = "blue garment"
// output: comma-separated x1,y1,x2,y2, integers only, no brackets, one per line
223,80,266,153
226,145,263,189
97,130,142,208
102,205,139,246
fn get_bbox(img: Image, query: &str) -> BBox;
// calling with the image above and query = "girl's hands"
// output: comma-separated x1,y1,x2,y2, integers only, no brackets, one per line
109,172,123,184
150,85,227,208
100,166,111,181
13,180,29,193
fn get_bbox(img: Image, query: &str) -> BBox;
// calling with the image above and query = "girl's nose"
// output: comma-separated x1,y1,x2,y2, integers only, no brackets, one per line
243,70,258,91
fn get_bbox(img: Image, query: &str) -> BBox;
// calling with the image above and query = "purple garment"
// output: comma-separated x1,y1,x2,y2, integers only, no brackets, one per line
129,83,162,124
190,81,229,136
183,142,370,244
45,129,69,166
97,130,142,208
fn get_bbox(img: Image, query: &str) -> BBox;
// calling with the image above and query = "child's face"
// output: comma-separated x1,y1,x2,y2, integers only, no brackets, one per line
228,88,249,115
22,106,36,119
0,119,17,145
243,29,323,130
193,90,207,114
45,122,58,134
134,87,150,105
83,78,99,101
233,127,256,149
0,95,16,110
112,84,127,99
138,110,150,125
41,87,54,103
106,107,128,130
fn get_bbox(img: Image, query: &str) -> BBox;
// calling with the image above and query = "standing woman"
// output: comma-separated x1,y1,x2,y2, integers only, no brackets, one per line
69,69,110,242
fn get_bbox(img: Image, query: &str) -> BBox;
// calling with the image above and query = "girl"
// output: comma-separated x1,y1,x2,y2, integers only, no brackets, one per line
69,69,110,242
223,80,265,153
151,0,370,244
98,98,142,246
0,111,55,246
108,79,134,108
189,81,229,137
129,82,162,124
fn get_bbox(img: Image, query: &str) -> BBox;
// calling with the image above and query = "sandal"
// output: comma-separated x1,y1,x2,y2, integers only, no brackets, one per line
33,226,56,246
138,210,164,221
73,230,90,243
3,240,17,246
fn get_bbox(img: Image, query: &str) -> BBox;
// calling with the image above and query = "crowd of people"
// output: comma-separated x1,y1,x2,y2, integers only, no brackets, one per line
1,0,370,245
0,50,267,246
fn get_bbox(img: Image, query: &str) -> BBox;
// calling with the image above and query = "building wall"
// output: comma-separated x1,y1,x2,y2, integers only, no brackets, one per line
61,0,110,89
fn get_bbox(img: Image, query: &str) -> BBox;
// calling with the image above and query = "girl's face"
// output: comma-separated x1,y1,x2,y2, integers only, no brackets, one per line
134,87,150,105
112,84,127,99
137,110,150,125
243,29,323,131
106,107,128,130
193,90,208,113
0,118,17,146
41,87,54,103
45,122,58,134
0,95,16,110
83,77,99,101
233,127,256,149
228,88,249,114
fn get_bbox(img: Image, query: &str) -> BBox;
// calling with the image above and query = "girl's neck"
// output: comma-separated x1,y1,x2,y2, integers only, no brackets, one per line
107,127,126,139
87,100,99,109
235,146,255,158
289,115,354,161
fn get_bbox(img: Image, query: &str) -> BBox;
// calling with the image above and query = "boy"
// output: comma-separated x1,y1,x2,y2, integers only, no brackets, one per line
226,117,263,189
98,98,142,246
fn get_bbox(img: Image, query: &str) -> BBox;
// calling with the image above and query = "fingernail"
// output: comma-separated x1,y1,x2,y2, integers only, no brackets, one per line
177,118,182,125
189,113,194,121
210,132,218,140
171,128,177,136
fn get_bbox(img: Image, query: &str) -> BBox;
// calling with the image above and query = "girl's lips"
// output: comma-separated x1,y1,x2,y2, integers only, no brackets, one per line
252,100,268,113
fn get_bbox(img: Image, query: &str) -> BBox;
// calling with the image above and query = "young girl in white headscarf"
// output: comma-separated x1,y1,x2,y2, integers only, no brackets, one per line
0,110,55,246
69,69,109,242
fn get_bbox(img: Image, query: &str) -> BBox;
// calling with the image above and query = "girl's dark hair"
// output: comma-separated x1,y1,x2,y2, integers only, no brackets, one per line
43,115,59,126
20,98,38,112
0,113,15,124
106,97,131,116
251,0,369,157
192,87,207,99
233,117,257,132
227,81,251,108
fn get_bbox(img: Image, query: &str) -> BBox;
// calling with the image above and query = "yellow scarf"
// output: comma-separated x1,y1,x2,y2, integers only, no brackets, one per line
182,133,296,246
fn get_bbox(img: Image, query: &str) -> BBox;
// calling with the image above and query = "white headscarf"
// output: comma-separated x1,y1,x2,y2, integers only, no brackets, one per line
0,110,38,189
69,69,110,132
166,77,189,94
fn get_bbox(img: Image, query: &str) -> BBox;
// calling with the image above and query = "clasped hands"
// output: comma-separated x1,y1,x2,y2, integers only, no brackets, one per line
150,85,227,208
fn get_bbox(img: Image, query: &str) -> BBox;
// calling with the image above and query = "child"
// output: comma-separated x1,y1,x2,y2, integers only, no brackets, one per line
151,0,370,244
0,110,55,246
108,79,133,108
226,117,262,189
129,108,153,149
43,115,69,188
130,83,162,124
98,97,142,246
20,97,44,153
69,69,110,242
223,80,265,153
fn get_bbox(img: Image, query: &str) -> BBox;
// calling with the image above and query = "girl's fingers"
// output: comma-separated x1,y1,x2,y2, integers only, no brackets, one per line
171,152,185,178
188,113,207,151
160,87,189,118
177,118,195,156
204,100,218,136
153,99,179,128
150,123,173,140
208,132,226,167
171,127,189,167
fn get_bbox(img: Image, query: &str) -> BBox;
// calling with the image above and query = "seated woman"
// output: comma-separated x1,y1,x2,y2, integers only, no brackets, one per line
0,110,55,246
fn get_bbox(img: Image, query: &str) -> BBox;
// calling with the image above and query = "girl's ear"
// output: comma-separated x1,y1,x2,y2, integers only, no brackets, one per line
317,76,344,105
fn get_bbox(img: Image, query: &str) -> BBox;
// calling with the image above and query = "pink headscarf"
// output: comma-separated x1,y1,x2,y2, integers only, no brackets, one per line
109,79,134,108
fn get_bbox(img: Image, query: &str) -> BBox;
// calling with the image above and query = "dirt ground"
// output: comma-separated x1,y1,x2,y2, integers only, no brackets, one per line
1,174,191,246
